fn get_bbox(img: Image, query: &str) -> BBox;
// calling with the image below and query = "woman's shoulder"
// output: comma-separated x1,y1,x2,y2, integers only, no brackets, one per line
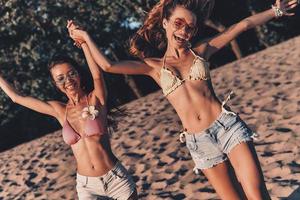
192,41,212,61
47,100,67,123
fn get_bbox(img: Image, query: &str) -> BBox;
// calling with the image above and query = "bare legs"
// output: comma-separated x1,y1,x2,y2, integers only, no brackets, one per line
202,141,270,200
202,161,241,200
228,141,270,200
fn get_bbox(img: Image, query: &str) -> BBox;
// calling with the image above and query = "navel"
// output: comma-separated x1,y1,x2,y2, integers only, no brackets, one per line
197,115,201,121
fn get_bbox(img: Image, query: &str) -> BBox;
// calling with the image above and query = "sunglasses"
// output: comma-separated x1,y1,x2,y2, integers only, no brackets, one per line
170,18,197,34
54,70,79,85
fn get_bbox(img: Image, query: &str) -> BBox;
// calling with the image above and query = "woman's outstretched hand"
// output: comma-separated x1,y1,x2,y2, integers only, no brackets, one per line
275,0,298,17
67,20,87,48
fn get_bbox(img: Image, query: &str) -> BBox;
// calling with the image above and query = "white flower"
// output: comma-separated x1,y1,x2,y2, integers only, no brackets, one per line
81,106,99,120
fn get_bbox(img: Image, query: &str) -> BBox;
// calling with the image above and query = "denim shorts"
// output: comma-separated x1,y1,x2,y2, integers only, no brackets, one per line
76,162,136,200
183,106,254,171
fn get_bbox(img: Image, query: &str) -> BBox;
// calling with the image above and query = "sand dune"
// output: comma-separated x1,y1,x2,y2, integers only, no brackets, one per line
1,36,300,199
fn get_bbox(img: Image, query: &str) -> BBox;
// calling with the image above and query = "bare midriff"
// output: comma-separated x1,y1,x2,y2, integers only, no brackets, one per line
166,80,222,133
71,134,118,177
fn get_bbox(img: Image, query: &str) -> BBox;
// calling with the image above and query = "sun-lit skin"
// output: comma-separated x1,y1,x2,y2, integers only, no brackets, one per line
36,62,115,177
157,6,223,134
49,62,119,178
0,59,121,177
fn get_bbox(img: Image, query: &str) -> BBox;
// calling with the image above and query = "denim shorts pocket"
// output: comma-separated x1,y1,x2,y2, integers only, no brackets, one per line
190,146,208,159
235,122,254,138
189,134,220,159
76,178,87,188
186,139,198,151
113,170,125,180
112,163,130,180
220,114,238,131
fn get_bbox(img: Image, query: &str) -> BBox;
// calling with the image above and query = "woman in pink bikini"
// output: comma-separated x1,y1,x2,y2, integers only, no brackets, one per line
68,0,297,199
0,23,137,200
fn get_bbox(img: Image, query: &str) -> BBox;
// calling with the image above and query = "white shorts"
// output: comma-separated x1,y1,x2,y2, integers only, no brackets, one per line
76,162,136,200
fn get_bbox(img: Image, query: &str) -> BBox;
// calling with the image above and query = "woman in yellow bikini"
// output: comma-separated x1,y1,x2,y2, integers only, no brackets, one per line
68,0,297,199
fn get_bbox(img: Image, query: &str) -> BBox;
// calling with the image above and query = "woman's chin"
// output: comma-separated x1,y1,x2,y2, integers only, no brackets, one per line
173,43,186,50
170,40,186,49
65,88,80,95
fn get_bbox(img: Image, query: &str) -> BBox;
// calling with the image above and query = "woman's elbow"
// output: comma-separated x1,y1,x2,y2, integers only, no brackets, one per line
102,63,112,72
11,94,20,104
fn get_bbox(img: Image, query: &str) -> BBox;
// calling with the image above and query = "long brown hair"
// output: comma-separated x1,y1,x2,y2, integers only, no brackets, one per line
130,0,215,59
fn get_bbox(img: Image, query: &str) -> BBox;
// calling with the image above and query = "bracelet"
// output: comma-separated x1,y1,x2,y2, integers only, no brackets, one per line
271,5,284,18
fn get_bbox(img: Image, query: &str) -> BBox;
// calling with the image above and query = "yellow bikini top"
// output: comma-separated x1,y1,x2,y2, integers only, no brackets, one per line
160,49,211,96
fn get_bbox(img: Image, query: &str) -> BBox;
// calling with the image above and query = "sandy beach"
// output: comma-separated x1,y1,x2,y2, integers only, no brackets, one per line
0,36,299,200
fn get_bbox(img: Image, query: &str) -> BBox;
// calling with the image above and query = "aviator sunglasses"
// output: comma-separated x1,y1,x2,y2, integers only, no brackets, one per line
54,70,79,85
170,18,197,34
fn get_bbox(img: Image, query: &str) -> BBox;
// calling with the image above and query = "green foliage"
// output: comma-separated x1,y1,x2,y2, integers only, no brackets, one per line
0,0,145,126
246,0,300,47
0,0,299,135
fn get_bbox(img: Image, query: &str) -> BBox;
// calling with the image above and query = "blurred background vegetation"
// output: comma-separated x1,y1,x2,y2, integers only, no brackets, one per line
0,0,299,151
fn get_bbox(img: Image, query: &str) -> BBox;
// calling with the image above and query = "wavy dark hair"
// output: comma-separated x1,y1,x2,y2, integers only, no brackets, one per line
130,0,215,59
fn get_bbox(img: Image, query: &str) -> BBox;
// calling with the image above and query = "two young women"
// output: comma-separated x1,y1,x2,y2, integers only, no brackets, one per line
68,0,297,199
1,0,297,199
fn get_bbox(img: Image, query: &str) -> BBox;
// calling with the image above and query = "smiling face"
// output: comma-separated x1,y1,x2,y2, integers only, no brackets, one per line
163,6,197,49
50,63,81,95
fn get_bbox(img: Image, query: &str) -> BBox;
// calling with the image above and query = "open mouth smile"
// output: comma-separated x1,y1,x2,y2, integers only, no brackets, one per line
174,35,188,43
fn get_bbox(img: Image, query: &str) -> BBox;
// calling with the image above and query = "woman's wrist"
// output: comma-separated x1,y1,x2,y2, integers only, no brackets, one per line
73,40,86,49
271,4,284,18
80,41,88,47
82,31,90,42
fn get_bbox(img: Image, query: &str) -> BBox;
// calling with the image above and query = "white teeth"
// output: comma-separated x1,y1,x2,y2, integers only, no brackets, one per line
174,35,186,42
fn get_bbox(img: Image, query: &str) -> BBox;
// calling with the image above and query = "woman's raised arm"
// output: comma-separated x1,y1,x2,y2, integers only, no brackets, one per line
80,42,107,105
195,0,298,59
0,73,60,119
67,22,154,76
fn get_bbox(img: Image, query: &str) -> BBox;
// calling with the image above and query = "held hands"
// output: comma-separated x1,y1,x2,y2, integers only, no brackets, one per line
67,20,88,48
273,0,298,17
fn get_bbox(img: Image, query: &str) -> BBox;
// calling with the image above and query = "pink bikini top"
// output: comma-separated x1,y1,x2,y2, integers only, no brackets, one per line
62,95,105,145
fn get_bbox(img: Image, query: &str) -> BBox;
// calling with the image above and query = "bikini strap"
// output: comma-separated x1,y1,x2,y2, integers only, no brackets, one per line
189,48,198,58
189,48,207,62
162,54,167,69
85,94,90,107
64,103,69,120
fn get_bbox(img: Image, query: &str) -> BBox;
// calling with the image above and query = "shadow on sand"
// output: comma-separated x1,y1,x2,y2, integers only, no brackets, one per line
284,187,300,200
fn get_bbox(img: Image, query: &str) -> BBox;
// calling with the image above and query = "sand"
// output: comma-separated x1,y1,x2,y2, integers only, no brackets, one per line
0,36,300,200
